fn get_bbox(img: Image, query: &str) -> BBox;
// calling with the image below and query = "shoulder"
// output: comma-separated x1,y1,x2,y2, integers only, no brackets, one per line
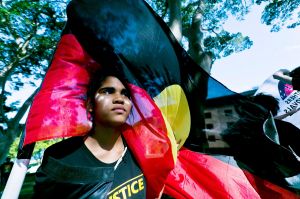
43,136,84,160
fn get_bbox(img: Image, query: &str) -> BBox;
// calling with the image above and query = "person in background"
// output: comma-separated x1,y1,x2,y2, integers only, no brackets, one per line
33,68,146,199
273,66,300,90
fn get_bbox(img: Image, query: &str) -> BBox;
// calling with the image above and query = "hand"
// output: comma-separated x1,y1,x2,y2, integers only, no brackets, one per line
273,69,293,84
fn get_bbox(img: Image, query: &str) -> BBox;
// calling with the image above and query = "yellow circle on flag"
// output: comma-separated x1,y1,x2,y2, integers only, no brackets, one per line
154,84,191,160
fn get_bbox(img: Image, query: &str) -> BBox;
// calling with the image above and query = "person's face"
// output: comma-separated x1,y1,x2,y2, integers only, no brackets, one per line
93,76,132,127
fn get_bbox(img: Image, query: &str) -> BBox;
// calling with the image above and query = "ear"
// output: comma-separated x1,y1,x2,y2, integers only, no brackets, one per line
86,99,93,112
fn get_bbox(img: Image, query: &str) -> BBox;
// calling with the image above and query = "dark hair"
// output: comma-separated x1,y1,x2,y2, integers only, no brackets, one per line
290,66,300,78
87,67,131,107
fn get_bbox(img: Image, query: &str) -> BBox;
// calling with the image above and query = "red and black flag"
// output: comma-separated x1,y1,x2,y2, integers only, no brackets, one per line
24,0,300,198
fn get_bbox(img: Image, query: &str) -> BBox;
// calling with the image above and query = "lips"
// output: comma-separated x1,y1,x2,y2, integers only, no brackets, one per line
111,106,126,113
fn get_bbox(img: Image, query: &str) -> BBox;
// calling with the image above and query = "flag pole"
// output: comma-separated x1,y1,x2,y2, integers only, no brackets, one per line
1,143,35,199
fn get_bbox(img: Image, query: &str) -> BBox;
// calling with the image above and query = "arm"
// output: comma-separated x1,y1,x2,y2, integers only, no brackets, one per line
273,69,292,84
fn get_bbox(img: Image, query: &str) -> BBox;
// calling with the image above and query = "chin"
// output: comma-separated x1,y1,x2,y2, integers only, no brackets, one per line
107,120,127,128
95,115,128,128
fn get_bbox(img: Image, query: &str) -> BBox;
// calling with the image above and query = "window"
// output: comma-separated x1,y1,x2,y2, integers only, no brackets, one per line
206,123,214,129
204,112,212,119
224,109,233,116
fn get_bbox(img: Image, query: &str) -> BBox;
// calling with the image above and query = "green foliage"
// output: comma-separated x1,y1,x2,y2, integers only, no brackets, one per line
9,137,62,163
152,0,255,60
146,0,168,18
8,137,19,158
31,139,62,163
204,31,253,59
196,0,254,59
260,0,300,32
0,0,67,77
0,0,69,162
0,0,69,126
152,0,300,60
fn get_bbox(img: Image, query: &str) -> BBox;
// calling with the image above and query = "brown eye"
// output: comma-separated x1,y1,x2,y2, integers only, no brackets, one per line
98,88,115,95
121,89,131,98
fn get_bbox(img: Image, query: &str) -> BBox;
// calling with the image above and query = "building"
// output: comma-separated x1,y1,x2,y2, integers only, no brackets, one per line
204,89,257,150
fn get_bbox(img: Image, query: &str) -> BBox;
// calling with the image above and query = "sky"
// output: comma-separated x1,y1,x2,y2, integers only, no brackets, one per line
211,5,300,93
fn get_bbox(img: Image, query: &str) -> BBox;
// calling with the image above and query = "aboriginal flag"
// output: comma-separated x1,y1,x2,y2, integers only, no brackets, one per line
24,0,300,198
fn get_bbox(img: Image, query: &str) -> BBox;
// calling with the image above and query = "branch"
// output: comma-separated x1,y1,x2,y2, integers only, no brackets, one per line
0,52,32,78
185,1,202,13
16,33,35,55
168,0,182,41
0,61,18,123
1,27,36,78
211,28,220,38
0,52,32,123
0,7,40,124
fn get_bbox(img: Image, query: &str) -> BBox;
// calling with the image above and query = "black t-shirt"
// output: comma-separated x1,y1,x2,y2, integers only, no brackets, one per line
34,136,146,199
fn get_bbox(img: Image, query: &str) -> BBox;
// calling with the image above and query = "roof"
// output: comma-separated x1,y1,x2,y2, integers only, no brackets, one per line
205,89,257,107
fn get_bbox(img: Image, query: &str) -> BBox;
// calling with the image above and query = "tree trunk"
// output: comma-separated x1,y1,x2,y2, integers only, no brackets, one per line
168,0,182,41
168,1,211,151
188,4,213,74
186,2,212,151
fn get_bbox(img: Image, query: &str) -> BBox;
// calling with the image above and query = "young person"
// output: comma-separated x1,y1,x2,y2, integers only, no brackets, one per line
33,69,146,199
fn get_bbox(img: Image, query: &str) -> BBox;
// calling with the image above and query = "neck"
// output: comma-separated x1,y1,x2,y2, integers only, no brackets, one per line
90,124,123,150
84,124,125,163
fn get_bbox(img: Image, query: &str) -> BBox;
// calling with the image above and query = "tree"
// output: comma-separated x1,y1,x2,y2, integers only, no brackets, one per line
257,0,300,32
149,0,300,71
147,0,255,73
0,0,68,163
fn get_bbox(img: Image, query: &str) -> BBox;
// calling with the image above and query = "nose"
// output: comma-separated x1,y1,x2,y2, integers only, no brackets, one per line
112,93,125,104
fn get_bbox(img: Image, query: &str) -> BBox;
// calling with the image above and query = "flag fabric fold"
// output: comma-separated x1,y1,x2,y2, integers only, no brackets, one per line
165,148,299,199
24,0,300,198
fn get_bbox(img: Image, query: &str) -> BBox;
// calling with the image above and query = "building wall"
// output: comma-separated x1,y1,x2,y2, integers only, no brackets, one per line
202,89,256,150
204,104,239,148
